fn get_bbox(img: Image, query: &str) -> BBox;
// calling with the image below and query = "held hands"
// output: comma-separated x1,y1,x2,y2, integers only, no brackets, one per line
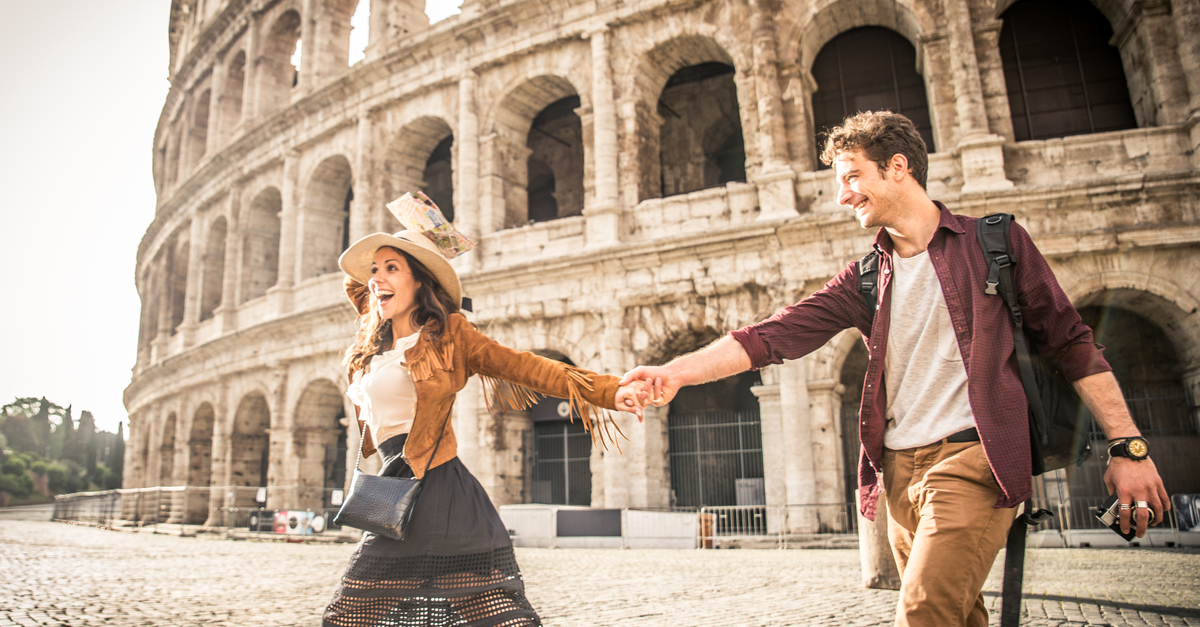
1105,456,1171,539
614,380,652,422
619,366,683,410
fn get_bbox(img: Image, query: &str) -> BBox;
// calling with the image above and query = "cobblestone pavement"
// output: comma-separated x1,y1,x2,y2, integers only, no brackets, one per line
1,520,1197,627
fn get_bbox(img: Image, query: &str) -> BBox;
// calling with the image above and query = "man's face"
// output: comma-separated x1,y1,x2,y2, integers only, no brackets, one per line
835,149,898,229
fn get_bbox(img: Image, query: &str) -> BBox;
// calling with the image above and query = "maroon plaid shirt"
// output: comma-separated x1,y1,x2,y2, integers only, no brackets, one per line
732,203,1111,519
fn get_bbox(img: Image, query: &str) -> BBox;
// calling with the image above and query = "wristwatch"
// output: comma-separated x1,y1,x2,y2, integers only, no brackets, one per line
1108,436,1150,461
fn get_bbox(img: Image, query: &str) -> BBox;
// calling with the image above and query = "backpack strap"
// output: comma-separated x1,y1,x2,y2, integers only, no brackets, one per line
856,247,881,315
977,214,1049,451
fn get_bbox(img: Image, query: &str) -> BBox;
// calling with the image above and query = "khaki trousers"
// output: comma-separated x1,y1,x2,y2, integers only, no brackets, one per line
882,441,1016,627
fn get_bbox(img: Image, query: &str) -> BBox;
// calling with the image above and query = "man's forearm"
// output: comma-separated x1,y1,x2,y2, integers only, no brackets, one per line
668,335,753,386
1073,371,1140,439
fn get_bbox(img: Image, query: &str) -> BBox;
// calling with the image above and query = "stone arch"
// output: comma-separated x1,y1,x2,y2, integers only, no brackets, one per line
258,8,302,115
200,216,227,321
186,402,215,523
159,412,178,486
293,378,347,509
485,75,582,228
300,155,353,280
241,186,282,303
187,89,211,171
990,0,1126,27
230,392,271,506
219,50,246,143
382,116,455,224
626,35,745,202
788,0,924,72
167,233,190,334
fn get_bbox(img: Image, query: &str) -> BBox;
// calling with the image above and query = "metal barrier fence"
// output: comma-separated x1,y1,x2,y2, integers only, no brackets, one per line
52,485,351,536
697,503,858,548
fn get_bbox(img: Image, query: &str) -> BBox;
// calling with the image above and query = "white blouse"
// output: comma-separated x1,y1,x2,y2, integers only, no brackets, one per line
346,331,421,446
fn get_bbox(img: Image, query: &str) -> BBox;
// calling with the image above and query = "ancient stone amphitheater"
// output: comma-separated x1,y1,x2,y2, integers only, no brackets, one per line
124,0,1199,533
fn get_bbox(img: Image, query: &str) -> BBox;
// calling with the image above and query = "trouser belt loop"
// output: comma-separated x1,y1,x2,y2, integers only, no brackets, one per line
942,427,980,444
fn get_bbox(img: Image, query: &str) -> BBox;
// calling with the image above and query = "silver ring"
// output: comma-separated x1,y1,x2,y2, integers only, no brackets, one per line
1136,501,1150,509
651,397,663,403
1118,504,1132,510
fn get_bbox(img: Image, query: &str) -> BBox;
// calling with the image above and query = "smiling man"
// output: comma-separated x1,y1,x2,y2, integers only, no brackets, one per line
622,111,1169,626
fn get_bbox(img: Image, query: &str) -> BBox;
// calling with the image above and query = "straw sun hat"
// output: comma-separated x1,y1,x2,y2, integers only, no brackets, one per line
338,192,473,308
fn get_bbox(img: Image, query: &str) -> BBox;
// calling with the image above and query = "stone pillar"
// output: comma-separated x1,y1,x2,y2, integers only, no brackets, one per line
298,0,319,93
243,11,261,122
1173,0,1200,164
1115,0,1190,127
584,28,622,248
352,112,377,242
215,186,242,333
857,491,901,589
179,219,206,346
456,71,481,269
945,0,1013,193
310,0,354,87
270,150,300,314
204,380,231,527
973,20,1015,142
752,375,786,533
152,261,172,360
748,0,798,220
807,378,849,531
207,56,227,154
780,62,816,171
779,359,818,531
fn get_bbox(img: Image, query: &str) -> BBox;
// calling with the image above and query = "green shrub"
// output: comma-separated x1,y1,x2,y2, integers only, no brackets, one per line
2,456,27,475
30,460,48,475
0,472,26,497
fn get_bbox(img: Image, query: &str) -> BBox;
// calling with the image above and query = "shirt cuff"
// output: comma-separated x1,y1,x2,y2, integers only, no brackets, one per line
730,326,767,371
1059,341,1112,382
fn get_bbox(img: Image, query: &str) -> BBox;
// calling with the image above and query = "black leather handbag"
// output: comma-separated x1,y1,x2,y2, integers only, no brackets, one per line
333,415,448,540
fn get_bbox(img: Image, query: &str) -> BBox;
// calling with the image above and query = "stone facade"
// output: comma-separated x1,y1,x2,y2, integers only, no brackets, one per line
126,0,1200,529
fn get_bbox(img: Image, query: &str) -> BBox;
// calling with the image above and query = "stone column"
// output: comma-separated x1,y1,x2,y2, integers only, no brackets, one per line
779,359,818,531
207,56,227,154
747,0,799,220
1173,0,1200,164
1115,1,1189,127
179,219,206,346
352,112,377,242
752,375,786,533
780,62,816,171
456,71,481,269
807,378,849,531
243,11,261,122
204,380,231,527
945,0,1012,193
214,186,242,332
583,28,622,248
973,20,1015,142
269,150,300,314
298,0,319,93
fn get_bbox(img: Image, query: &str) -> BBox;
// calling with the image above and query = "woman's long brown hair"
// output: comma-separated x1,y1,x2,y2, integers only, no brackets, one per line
344,247,459,378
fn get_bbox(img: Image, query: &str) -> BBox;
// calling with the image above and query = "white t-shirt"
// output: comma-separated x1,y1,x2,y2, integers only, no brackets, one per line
883,251,975,449
346,331,421,445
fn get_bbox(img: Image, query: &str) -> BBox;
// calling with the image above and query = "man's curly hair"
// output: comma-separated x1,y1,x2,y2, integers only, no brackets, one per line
819,111,929,189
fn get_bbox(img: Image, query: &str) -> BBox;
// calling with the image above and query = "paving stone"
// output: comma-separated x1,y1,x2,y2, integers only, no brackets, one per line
1,521,1197,626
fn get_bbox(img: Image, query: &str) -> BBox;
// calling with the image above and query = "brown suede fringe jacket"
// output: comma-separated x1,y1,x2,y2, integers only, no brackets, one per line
352,312,624,478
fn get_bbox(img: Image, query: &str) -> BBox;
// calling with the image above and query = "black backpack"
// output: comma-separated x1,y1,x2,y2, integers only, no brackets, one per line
854,214,1092,474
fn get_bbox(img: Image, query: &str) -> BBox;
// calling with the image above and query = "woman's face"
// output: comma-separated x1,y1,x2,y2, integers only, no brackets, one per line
369,247,421,328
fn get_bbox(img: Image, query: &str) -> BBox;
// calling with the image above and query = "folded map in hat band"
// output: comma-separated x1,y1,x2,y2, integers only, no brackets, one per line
386,191,475,260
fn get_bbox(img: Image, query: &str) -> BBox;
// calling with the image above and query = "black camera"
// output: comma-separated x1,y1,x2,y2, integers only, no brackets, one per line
1094,493,1155,541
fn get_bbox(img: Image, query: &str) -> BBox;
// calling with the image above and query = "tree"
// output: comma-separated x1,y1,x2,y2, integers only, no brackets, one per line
108,423,125,488
61,408,81,465
78,411,98,473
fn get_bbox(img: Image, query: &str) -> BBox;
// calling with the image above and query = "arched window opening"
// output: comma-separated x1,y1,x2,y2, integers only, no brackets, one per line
241,188,282,303
259,11,302,114
667,370,763,508
1000,0,1136,141
526,95,583,223
300,156,353,279
186,403,214,523
531,355,591,506
658,62,744,197
811,27,934,166
231,394,271,506
159,413,177,486
294,380,346,510
423,135,454,221
169,241,189,333
221,51,246,141
348,0,368,66
200,217,227,321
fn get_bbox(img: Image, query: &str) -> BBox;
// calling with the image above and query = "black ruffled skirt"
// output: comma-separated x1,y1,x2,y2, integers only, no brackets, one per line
323,434,541,627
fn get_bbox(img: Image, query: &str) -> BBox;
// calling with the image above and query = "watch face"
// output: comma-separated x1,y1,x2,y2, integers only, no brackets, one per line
1127,438,1149,459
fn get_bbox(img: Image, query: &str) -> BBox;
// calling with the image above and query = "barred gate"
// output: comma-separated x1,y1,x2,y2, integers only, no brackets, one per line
668,410,764,508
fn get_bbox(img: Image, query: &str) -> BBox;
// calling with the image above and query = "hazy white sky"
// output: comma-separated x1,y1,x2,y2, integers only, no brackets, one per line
0,1,460,435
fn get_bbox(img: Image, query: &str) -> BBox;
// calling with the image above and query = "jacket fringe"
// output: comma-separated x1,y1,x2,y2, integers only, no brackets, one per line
480,376,543,413
408,340,454,383
563,366,626,452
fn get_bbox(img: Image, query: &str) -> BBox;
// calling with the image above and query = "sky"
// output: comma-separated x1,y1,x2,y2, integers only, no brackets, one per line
0,0,460,436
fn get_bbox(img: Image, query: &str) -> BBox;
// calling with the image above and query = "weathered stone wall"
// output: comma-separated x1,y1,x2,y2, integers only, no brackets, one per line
127,0,1199,529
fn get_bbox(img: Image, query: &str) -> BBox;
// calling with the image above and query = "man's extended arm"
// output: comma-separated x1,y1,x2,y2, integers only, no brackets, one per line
620,335,752,406
1073,371,1171,537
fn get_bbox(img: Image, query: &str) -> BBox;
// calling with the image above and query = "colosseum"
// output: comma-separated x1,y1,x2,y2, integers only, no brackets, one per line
123,0,1200,536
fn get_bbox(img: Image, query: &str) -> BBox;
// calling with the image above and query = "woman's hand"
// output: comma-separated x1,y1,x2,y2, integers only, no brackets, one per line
615,380,651,422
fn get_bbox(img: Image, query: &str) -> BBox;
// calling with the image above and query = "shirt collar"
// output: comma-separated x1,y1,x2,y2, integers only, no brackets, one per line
870,200,964,253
